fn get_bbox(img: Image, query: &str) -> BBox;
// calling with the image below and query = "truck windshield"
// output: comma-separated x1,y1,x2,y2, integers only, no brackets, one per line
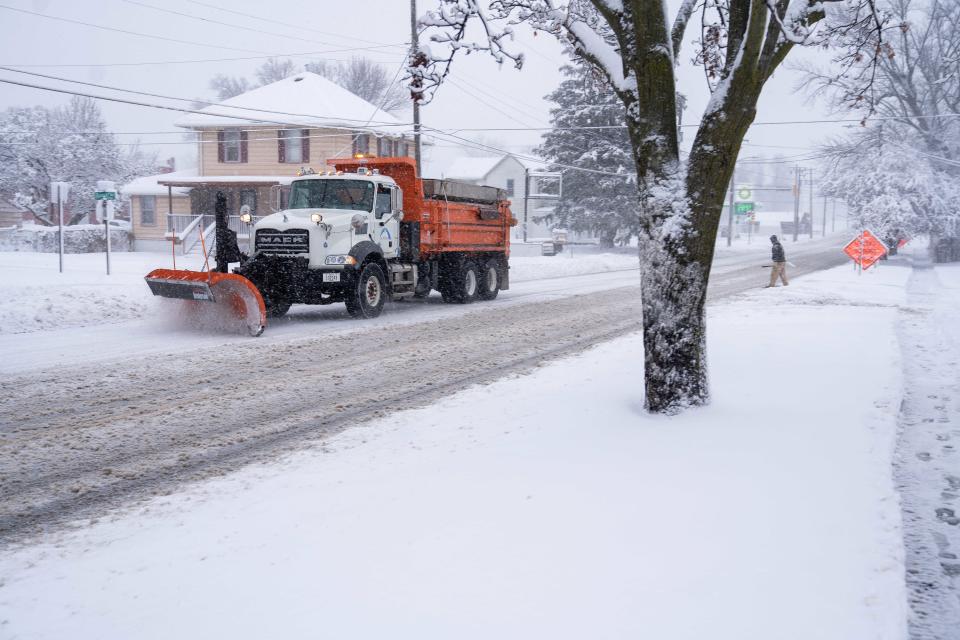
288,179,374,212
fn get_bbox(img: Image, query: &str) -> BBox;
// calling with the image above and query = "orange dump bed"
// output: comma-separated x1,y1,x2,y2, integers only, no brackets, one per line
332,157,516,257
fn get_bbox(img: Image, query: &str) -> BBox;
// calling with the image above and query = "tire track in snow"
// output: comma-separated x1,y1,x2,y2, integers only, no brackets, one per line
0,245,846,545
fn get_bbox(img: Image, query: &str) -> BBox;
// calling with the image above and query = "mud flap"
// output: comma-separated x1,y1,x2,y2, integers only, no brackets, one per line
145,269,267,336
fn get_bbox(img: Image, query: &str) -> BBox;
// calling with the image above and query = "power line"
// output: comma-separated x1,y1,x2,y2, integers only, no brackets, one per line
187,0,407,50
0,52,405,69
121,0,407,54
0,76,414,135
0,130,367,148
445,76,548,130
0,67,411,129
0,3,274,55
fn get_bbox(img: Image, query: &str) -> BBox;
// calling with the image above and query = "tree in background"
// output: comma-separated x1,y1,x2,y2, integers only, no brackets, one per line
536,60,637,247
804,0,960,240
208,75,251,102
255,58,297,86
821,132,960,238
208,57,407,113
306,57,407,113
0,97,155,225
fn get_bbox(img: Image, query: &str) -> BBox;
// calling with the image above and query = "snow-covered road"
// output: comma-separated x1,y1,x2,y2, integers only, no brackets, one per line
0,237,848,543
0,255,908,640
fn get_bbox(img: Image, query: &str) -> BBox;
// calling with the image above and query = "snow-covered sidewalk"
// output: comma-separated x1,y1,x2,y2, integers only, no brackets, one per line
0,260,910,639
894,257,960,637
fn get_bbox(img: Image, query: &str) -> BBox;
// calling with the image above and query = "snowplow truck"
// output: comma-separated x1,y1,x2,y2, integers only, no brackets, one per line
147,157,517,332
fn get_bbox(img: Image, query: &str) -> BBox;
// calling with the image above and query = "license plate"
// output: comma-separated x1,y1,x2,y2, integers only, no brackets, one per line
322,272,340,283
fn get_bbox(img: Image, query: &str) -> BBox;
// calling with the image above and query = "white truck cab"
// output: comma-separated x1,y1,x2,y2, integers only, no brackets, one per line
251,170,403,268
236,168,412,319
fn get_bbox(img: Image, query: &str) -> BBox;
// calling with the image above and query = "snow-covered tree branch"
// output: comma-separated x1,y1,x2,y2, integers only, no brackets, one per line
0,97,156,225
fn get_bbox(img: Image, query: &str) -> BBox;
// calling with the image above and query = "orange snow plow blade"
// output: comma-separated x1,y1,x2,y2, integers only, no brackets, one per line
145,269,267,336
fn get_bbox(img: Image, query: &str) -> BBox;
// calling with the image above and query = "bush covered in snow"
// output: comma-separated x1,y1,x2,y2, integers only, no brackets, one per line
0,224,132,253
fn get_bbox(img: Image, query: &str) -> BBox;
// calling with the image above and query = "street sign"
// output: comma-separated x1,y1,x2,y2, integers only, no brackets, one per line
95,191,117,200
736,186,752,201
734,202,754,216
843,230,888,270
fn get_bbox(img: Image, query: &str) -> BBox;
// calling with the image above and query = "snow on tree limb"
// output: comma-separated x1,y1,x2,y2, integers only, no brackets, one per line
414,0,633,104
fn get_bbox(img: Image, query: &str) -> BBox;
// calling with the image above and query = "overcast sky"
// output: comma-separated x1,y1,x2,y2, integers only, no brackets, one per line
0,0,855,175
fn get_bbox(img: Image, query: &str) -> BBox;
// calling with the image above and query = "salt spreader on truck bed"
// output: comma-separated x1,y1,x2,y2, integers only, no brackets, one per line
145,156,517,334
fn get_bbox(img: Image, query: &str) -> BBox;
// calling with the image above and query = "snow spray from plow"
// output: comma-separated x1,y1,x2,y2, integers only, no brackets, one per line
144,191,267,337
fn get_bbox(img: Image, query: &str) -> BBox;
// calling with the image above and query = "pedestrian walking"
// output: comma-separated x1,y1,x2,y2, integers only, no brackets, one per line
766,235,789,287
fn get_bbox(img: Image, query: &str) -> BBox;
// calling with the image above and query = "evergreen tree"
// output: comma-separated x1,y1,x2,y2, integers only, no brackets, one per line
536,61,637,248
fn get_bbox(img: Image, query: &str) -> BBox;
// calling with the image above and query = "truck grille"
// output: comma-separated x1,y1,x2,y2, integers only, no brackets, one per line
256,228,309,255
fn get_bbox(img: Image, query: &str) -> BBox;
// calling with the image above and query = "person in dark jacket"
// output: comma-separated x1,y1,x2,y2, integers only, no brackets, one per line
766,235,789,287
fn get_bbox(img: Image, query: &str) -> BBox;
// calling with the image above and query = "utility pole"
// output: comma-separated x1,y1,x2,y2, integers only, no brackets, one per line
808,169,814,239
410,0,422,177
821,193,827,237
792,165,800,242
523,168,530,243
727,167,735,247
831,198,837,233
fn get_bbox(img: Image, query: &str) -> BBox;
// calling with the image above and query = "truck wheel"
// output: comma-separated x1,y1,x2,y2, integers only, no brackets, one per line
443,260,479,304
478,260,500,301
264,294,291,318
346,263,386,318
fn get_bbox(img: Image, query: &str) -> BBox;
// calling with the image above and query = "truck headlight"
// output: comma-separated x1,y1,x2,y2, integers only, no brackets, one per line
311,213,323,224
240,212,252,223
324,255,357,265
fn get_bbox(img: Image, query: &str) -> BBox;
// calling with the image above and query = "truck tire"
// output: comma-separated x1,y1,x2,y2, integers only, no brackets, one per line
478,259,500,301
441,260,479,304
263,293,291,318
346,262,386,318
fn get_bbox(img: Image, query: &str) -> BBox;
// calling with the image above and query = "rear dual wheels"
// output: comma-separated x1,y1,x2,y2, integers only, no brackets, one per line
440,260,479,304
478,260,500,301
346,262,386,319
440,259,500,304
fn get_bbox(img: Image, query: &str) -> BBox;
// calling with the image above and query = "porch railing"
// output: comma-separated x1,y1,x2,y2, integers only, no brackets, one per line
165,213,262,256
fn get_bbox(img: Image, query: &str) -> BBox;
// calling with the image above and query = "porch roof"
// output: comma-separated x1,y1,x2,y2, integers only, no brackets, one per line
157,176,297,189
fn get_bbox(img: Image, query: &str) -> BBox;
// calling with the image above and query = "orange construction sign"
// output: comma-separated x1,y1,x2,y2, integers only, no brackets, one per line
843,230,888,270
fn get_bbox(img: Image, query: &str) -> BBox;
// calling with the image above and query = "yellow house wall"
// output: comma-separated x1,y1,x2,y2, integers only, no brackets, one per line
197,127,413,176
130,194,191,240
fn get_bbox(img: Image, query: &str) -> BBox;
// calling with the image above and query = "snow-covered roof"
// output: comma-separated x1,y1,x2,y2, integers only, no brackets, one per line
518,156,550,171
444,156,507,181
121,171,193,196
174,72,407,134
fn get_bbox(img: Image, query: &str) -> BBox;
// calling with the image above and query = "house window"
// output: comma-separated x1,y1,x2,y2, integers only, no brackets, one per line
239,189,257,214
505,178,515,197
352,134,370,156
378,138,398,157
221,130,242,163
140,196,156,226
279,129,309,163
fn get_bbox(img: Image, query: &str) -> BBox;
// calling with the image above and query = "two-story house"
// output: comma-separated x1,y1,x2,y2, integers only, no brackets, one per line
124,72,413,251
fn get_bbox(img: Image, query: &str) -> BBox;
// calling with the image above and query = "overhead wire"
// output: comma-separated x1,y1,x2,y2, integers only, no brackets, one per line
0,67,412,129
120,0,407,54
0,3,275,55
186,0,403,49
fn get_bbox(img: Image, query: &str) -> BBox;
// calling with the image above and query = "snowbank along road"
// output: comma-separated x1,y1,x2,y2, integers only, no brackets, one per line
0,238,847,544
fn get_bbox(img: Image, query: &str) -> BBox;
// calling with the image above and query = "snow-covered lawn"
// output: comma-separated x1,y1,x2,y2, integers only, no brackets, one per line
0,250,643,335
0,261,911,639
0,235,848,336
